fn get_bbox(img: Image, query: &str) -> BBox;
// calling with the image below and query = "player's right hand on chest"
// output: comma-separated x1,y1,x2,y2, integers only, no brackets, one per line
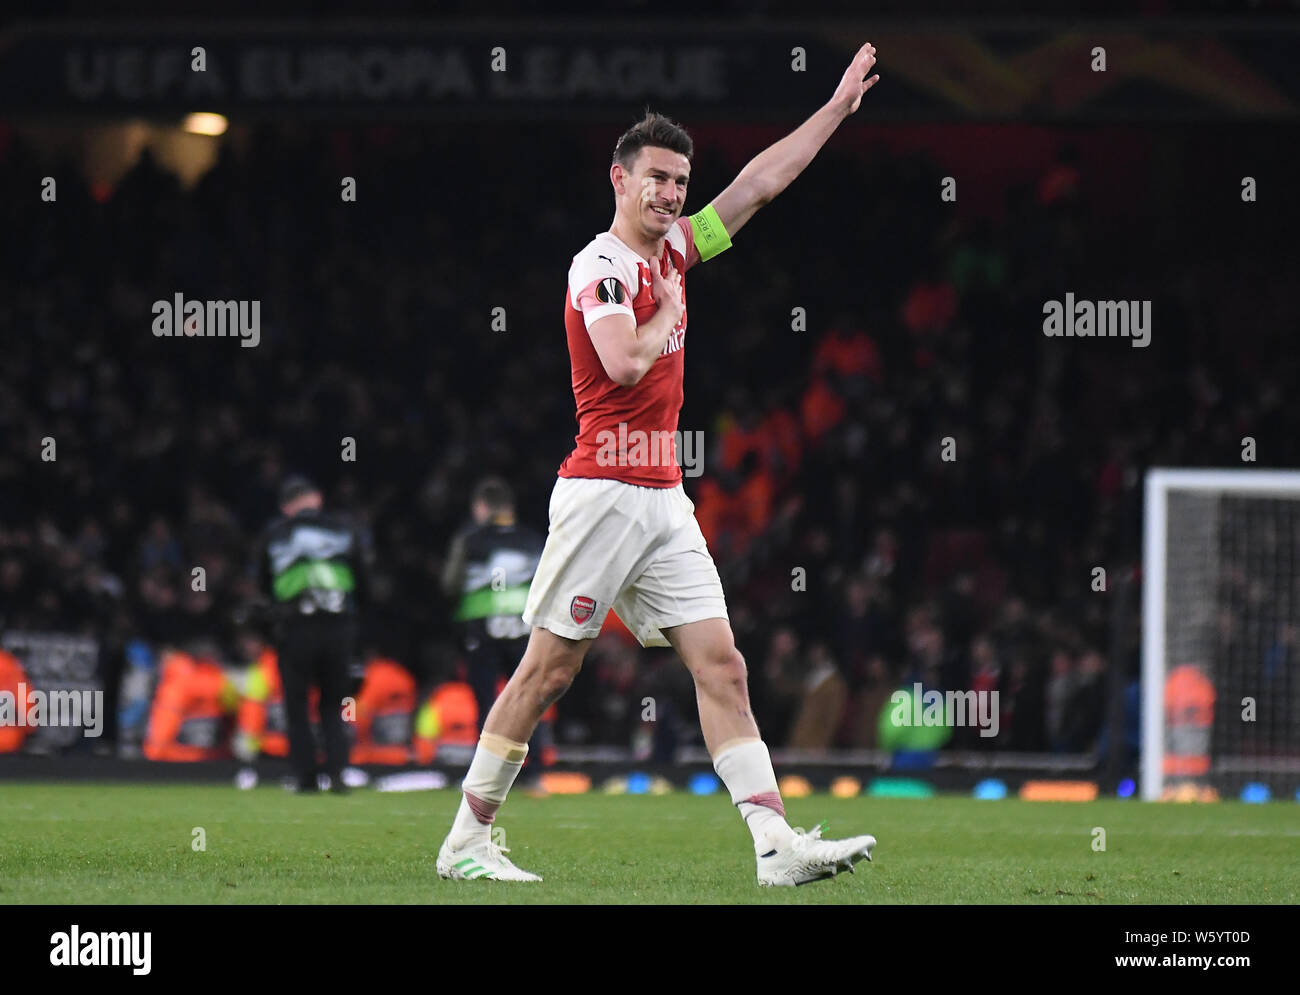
650,254,683,323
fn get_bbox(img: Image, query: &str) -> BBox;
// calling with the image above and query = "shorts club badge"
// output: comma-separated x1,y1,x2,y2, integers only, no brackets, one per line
570,596,597,625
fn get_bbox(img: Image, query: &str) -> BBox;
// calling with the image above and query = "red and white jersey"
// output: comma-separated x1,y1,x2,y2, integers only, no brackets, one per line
559,217,700,487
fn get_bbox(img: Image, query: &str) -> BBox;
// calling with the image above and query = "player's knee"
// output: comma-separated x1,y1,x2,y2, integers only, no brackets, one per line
724,648,749,687
692,646,748,696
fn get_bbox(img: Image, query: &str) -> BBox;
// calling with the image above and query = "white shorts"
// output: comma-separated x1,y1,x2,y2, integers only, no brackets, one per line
522,476,729,647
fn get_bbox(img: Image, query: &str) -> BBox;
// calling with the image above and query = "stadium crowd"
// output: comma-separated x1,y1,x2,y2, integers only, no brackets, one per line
2,117,1293,765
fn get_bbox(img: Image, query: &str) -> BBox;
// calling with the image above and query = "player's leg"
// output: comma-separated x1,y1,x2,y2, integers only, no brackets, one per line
609,492,801,855
437,626,591,881
664,614,875,884
660,616,760,749
277,630,319,792
499,633,555,790
467,630,551,788
661,616,795,849
483,626,588,742
631,485,875,884
314,619,354,793
462,630,498,737
437,476,653,882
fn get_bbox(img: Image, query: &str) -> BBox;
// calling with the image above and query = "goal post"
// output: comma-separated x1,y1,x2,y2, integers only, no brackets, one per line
1142,468,1300,801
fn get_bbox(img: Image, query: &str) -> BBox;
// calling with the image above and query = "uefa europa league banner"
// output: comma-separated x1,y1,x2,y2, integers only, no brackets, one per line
0,22,1294,120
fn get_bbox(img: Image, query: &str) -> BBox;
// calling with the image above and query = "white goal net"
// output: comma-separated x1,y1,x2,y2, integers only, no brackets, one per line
1142,469,1300,801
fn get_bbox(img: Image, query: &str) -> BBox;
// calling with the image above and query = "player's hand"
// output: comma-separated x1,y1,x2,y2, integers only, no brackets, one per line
650,254,683,324
832,41,880,116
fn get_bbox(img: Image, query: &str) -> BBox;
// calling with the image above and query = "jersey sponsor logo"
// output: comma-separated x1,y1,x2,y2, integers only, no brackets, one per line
463,549,540,592
595,277,625,305
268,526,354,575
597,254,617,265
570,595,597,625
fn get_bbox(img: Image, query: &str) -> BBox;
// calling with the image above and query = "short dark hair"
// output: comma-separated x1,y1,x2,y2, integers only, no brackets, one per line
612,109,694,172
472,477,514,513
278,474,319,507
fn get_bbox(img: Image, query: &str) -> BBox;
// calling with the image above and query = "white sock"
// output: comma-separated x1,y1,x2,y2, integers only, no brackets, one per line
713,738,796,854
447,732,528,848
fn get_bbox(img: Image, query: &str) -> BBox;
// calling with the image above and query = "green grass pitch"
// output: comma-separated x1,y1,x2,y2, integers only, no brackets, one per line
1,782,1297,904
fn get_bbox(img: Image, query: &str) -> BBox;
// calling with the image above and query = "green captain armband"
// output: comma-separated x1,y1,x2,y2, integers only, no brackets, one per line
689,203,732,262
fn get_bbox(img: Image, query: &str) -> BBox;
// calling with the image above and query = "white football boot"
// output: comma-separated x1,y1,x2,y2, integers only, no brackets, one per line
756,823,876,886
437,836,542,882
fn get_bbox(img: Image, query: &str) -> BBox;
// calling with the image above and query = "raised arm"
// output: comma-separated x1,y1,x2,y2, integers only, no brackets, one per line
708,41,879,240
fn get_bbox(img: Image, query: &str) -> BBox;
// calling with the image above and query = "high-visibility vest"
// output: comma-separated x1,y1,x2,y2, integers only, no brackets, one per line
144,651,238,762
350,657,415,765
0,650,29,753
237,649,321,759
414,682,479,764
1164,664,1215,778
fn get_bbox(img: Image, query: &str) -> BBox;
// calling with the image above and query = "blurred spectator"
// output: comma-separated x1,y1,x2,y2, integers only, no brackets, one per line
414,675,480,765
234,643,308,763
1045,649,1077,752
143,647,239,762
116,639,157,757
843,654,895,749
758,627,802,746
0,649,31,753
349,657,417,766
785,641,849,750
1063,650,1107,753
